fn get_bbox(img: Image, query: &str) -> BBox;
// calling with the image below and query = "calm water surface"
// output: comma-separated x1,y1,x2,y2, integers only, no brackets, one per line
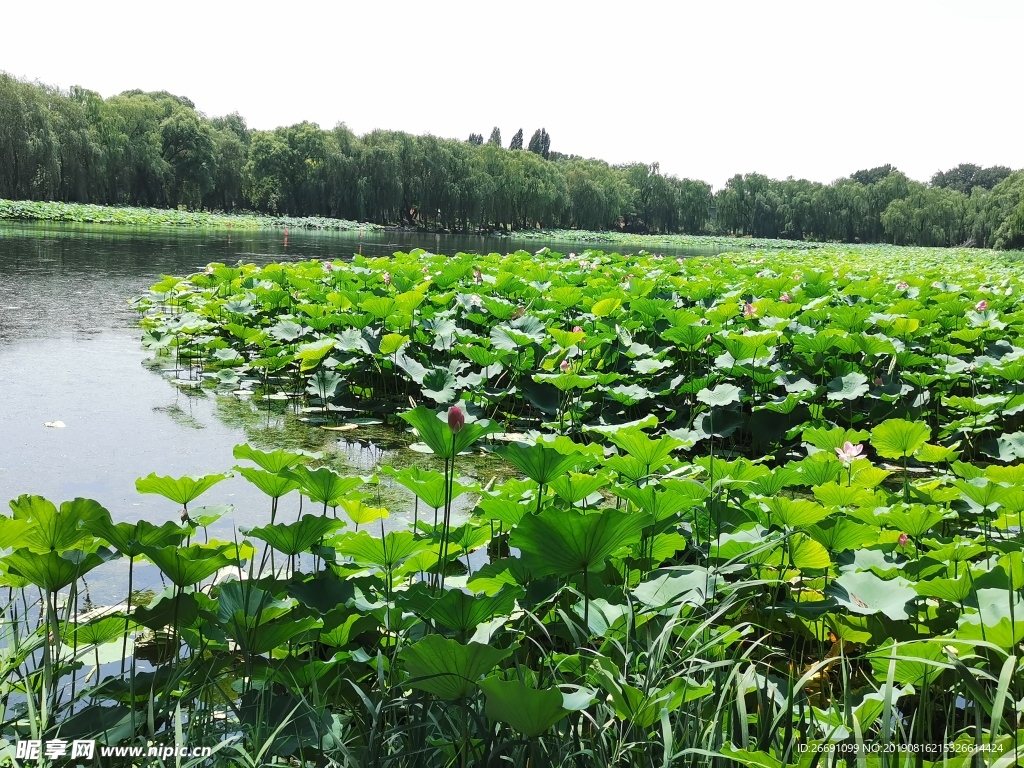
0,221,721,603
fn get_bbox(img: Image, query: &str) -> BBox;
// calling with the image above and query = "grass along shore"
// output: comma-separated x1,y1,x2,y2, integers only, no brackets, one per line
9,197,1016,256
0,198,381,232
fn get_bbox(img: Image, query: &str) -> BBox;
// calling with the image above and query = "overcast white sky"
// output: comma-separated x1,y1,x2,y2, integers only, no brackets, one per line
3,0,1021,188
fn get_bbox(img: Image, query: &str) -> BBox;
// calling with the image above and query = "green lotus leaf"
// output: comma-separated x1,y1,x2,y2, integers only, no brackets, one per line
68,615,135,648
379,333,409,356
337,530,424,570
510,507,649,578
234,467,300,499
243,515,342,556
759,497,832,529
380,465,472,510
2,548,111,591
8,495,103,553
284,466,365,507
400,635,512,700
868,640,948,686
827,570,917,620
135,473,230,506
402,584,521,634
85,514,188,558
141,543,237,587
591,297,622,317
613,484,698,521
400,406,503,457
915,572,975,603
497,441,584,486
233,444,314,474
878,504,947,538
631,567,719,610
132,591,201,631
696,383,742,407
826,371,869,401
806,518,876,552
337,499,388,527
870,419,931,460
268,319,306,341
477,677,588,738
604,428,682,470
549,472,610,506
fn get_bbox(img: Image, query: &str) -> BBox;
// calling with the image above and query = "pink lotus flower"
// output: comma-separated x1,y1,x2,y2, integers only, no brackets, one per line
323,262,334,272
896,281,909,290
573,325,583,334
447,406,464,434
835,441,864,465
898,533,909,547
974,299,988,311
559,359,570,372
779,293,791,303
742,303,757,319
382,271,391,285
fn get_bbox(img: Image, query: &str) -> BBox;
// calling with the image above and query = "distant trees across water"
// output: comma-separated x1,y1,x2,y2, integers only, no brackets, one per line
1,73,1022,249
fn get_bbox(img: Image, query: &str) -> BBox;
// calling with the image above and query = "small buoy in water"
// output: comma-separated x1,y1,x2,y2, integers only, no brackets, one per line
44,421,66,429
284,228,289,236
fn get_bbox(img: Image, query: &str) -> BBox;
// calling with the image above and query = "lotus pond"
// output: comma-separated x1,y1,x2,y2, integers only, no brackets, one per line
3,240,1024,766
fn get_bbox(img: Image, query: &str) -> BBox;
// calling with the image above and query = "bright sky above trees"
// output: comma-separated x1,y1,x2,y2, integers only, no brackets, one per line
3,0,1021,188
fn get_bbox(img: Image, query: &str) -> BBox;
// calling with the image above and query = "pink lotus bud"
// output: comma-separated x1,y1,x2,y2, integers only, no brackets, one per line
382,271,391,285
559,359,570,372
447,406,464,434
779,293,791,303
573,325,583,334
974,299,988,311
896,281,909,290
743,303,757,319
898,533,909,547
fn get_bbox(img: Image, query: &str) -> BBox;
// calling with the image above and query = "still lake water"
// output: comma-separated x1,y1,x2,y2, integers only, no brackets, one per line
0,221,721,603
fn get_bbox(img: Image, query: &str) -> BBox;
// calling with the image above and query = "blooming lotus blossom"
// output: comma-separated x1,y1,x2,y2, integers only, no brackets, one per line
382,271,391,285
559,359,570,372
447,406,464,434
572,325,583,334
323,262,334,272
975,299,988,311
931,281,943,289
742,303,757,319
835,441,864,464
896,281,909,290
473,268,483,284
898,533,909,547
779,293,791,303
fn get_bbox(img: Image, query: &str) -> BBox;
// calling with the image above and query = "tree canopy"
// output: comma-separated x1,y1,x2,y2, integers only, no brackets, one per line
0,72,1020,247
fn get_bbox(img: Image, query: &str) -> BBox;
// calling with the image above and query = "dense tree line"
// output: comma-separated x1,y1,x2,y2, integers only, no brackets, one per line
2,73,1022,248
